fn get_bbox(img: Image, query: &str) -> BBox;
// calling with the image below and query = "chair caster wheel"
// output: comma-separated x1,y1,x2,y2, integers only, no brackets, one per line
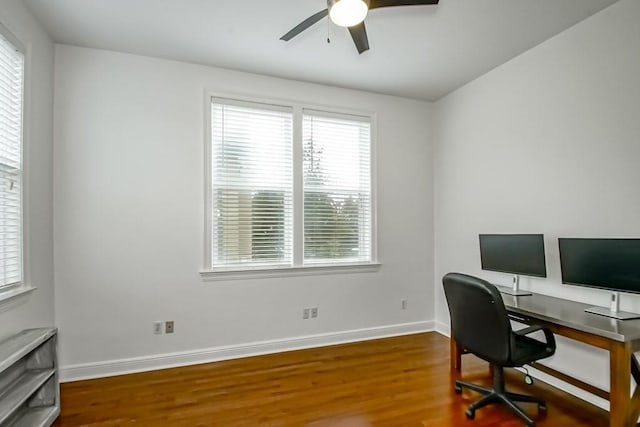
538,402,547,412
454,384,462,394
465,408,475,420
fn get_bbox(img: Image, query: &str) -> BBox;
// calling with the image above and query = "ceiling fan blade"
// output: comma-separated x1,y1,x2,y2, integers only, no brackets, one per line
348,22,370,54
369,0,439,10
280,9,329,41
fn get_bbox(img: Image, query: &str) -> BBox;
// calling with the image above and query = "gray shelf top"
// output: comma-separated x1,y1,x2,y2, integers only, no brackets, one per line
501,292,640,342
0,328,57,374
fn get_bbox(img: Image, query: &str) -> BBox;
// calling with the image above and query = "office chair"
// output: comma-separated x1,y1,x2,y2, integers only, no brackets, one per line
443,272,556,427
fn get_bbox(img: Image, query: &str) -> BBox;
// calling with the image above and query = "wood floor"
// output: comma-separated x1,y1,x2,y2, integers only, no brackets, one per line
53,332,608,426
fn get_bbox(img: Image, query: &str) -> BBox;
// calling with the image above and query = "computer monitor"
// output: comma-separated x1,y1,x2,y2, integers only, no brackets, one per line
559,238,640,319
479,234,546,296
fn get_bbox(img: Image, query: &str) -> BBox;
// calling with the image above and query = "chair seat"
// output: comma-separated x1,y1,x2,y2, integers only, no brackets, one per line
509,334,554,367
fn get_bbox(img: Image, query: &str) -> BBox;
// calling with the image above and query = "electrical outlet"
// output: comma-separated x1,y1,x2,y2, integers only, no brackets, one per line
311,307,318,318
165,320,175,334
303,308,310,319
401,299,407,310
153,321,163,335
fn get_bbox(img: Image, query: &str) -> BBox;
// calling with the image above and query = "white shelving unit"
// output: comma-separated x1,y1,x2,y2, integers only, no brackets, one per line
0,328,59,427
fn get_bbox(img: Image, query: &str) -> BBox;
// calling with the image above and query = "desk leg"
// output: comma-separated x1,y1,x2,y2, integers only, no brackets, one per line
450,335,462,372
629,356,640,424
610,341,633,427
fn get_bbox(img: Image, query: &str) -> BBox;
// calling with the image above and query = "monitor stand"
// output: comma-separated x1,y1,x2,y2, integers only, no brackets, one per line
585,292,640,320
497,274,532,296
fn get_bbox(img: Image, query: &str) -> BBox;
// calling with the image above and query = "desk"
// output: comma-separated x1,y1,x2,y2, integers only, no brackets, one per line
450,290,640,427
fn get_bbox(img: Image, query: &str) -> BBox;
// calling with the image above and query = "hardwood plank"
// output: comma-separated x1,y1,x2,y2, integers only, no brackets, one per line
53,333,608,426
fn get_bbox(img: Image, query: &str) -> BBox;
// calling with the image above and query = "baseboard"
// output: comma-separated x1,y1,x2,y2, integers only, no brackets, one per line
434,320,449,337
60,320,434,382
516,366,609,411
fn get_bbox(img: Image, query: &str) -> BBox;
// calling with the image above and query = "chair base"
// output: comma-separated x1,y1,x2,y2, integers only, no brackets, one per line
454,367,546,427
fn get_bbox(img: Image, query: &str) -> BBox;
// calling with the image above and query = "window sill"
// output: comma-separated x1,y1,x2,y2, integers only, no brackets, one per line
0,286,36,305
200,262,381,281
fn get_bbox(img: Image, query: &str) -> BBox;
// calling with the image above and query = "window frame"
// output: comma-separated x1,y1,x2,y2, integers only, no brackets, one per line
202,93,379,280
0,22,32,303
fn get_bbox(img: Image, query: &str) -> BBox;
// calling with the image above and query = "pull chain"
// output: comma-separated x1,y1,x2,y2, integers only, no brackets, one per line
327,18,331,44
523,367,534,385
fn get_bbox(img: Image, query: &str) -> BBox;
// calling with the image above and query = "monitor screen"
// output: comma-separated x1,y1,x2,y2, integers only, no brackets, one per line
559,238,640,294
479,234,547,278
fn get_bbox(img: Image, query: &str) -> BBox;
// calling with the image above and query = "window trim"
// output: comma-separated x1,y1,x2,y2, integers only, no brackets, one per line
0,285,36,304
0,22,30,303
200,262,381,281
202,92,378,278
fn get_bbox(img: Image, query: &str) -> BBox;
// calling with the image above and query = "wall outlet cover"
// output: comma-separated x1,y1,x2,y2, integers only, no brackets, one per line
153,321,163,335
165,321,175,334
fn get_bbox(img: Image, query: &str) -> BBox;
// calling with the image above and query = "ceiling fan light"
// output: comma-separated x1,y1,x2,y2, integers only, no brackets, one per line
329,0,369,27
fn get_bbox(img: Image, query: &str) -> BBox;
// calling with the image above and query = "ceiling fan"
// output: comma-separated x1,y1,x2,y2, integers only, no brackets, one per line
280,0,440,54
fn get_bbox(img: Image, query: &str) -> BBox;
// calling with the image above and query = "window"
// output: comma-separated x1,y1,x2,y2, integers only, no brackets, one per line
0,30,24,292
210,99,293,268
206,97,375,273
303,111,371,264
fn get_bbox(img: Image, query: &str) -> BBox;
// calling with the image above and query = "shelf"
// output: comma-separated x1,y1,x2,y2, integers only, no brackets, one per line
0,328,58,427
0,329,56,373
8,406,60,427
0,369,56,424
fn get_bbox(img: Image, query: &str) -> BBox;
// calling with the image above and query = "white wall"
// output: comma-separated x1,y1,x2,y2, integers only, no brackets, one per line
433,0,640,407
53,45,433,379
0,1,55,339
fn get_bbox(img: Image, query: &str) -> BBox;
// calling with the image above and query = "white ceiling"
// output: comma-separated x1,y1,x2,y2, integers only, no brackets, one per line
24,0,618,101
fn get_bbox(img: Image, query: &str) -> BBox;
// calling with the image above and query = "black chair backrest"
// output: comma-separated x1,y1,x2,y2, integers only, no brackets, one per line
443,272,512,365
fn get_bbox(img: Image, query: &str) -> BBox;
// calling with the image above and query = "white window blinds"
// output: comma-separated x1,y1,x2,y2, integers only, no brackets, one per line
210,100,293,268
0,33,24,289
303,110,371,264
